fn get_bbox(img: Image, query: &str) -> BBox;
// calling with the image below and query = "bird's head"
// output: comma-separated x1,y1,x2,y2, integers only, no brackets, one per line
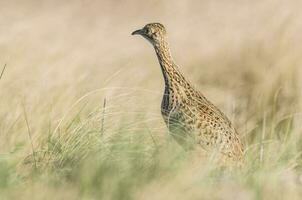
132,23,166,46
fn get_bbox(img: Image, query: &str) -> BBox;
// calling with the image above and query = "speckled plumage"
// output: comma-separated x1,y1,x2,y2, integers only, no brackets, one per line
132,23,244,163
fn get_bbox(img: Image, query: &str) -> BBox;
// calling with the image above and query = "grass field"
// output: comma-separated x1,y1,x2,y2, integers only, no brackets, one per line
1,0,302,199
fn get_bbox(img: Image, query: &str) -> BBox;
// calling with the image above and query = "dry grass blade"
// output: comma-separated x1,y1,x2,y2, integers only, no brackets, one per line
0,64,6,80
260,112,266,164
22,103,37,170
101,97,107,136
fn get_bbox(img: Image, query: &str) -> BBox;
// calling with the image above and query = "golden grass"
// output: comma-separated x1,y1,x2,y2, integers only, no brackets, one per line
1,0,302,199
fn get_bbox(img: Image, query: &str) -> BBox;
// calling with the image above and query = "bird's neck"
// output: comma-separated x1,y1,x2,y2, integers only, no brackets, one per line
154,40,184,87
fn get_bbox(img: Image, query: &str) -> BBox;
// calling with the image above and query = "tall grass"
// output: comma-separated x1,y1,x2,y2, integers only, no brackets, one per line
1,0,302,199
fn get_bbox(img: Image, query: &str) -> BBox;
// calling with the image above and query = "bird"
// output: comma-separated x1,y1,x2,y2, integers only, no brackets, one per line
132,23,244,164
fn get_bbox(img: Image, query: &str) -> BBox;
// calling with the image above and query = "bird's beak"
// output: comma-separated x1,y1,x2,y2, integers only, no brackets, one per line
131,29,144,36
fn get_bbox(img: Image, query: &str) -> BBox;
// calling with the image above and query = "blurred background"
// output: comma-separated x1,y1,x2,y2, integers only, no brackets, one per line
1,0,302,199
